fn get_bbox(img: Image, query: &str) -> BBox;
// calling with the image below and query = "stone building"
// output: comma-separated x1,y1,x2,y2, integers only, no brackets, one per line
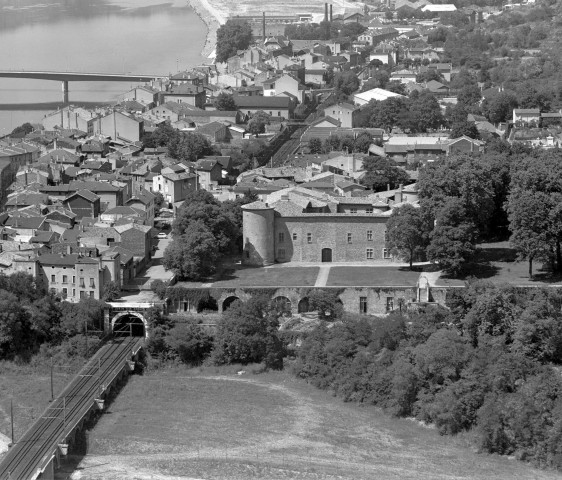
241,187,412,265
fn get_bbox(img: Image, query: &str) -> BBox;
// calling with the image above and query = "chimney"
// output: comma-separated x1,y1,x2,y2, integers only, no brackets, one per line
395,184,403,203
330,3,333,21
262,12,266,42
324,3,328,22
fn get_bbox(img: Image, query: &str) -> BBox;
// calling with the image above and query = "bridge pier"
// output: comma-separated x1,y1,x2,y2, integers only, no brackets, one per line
62,80,69,104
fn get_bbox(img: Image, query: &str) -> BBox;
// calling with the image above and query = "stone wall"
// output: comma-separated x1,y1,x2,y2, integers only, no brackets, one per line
274,215,389,262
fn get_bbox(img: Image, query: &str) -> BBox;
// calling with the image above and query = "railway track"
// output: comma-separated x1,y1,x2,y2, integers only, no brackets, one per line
0,336,142,480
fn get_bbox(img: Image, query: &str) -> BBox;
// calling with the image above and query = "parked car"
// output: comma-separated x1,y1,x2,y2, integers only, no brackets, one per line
157,232,168,239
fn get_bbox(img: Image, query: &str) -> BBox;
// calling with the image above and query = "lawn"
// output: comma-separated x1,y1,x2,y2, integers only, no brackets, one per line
0,362,79,453
327,266,421,287
211,266,319,287
436,242,562,287
69,367,561,480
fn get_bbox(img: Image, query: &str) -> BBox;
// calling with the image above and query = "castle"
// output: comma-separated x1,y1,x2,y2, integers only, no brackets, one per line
242,185,419,265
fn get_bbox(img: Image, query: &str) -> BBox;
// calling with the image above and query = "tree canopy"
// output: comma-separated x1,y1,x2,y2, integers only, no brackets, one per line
216,20,253,63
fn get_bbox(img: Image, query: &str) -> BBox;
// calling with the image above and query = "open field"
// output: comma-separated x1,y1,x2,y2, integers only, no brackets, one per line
327,266,422,287
0,363,80,456
437,242,562,287
65,367,561,480
176,265,320,288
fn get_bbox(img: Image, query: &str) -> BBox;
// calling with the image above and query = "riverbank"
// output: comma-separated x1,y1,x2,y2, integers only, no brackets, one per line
186,0,228,59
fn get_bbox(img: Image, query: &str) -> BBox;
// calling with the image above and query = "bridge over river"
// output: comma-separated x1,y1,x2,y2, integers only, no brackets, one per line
0,70,164,104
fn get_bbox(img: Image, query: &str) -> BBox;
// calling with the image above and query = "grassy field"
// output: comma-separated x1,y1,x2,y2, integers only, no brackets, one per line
210,266,320,288
327,266,421,287
0,362,79,452
436,242,562,287
65,367,561,480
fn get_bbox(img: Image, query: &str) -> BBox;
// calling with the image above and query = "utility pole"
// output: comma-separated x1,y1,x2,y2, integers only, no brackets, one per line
10,399,14,445
50,360,54,401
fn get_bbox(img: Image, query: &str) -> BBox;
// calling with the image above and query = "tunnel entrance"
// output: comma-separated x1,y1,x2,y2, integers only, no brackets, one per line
112,313,146,337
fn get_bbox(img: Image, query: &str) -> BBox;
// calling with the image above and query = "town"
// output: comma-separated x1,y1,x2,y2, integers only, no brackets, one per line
1,0,562,477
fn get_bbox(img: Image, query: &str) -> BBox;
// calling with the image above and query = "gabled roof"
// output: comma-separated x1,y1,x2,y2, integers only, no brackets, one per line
5,216,45,229
64,189,100,203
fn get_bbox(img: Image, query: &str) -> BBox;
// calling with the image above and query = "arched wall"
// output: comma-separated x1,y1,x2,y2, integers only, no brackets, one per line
111,311,149,338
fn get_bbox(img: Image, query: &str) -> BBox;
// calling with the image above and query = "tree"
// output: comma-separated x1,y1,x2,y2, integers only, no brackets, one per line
102,281,121,302
212,296,284,368
457,84,482,107
163,220,220,280
408,92,444,132
450,121,480,140
216,20,253,63
482,92,518,124
10,122,33,138
165,319,214,365
333,71,360,98
154,191,165,216
214,93,237,111
0,290,32,359
173,190,236,252
368,97,409,132
353,132,373,153
308,137,323,153
361,157,410,192
507,190,551,278
386,204,429,269
308,289,344,320
427,198,478,275
173,132,215,162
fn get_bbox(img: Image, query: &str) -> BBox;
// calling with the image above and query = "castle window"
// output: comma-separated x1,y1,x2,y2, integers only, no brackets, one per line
359,297,367,314
366,207,373,214
350,207,357,213
51,275,55,282
292,232,297,241
367,230,373,241
62,275,68,284
278,249,285,259
366,248,374,259
384,230,389,242
386,297,394,312
383,248,391,259
279,232,285,243
347,233,352,243
307,233,312,243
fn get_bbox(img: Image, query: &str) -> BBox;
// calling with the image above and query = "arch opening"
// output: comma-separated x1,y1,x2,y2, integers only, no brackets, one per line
198,296,218,313
298,297,312,313
272,295,292,314
112,313,146,337
222,296,240,311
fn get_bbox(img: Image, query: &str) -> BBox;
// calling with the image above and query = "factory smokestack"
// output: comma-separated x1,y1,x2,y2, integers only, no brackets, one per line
329,3,333,21
262,12,266,42
324,3,328,22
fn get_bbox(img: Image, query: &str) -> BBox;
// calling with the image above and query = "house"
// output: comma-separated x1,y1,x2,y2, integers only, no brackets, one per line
125,188,156,226
325,103,360,129
4,216,48,238
232,95,294,119
94,111,144,143
13,251,121,301
121,85,160,108
159,84,206,109
195,159,223,190
513,108,541,125
100,206,147,225
5,193,49,211
42,107,98,135
425,80,450,96
40,181,125,211
354,88,406,106
369,46,398,66
113,223,153,260
63,190,101,220
195,122,230,143
186,110,244,125
37,149,80,167
421,4,457,12
152,170,198,206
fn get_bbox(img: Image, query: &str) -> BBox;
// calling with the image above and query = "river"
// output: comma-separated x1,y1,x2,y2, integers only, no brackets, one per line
0,0,207,134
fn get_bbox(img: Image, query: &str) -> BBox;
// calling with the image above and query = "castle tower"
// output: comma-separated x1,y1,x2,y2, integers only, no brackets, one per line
242,201,275,266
